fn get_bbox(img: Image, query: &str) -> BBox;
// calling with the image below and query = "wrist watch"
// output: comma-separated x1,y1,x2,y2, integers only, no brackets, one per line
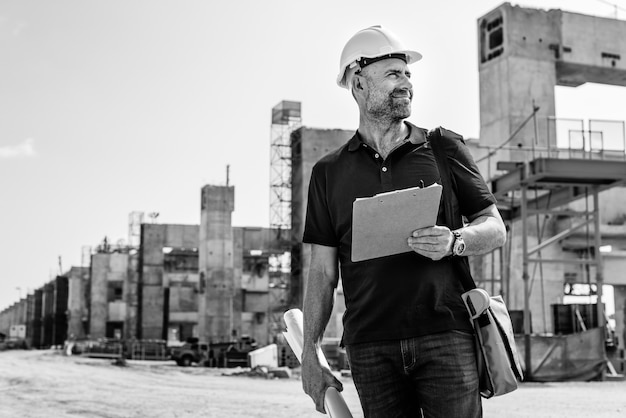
452,230,466,256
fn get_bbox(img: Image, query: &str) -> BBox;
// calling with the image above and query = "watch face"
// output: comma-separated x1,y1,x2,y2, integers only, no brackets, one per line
453,233,465,255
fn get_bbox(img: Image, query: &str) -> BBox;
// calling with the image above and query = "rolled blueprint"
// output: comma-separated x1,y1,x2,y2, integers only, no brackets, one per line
283,309,353,418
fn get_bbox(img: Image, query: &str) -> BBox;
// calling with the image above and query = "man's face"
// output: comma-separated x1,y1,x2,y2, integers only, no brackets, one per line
360,58,413,122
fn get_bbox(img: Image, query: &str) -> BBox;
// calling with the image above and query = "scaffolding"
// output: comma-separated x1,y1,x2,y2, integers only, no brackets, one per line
488,119,626,380
269,101,301,241
267,251,291,342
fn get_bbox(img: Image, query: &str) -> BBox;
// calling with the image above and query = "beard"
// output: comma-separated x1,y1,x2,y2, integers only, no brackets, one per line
365,87,412,122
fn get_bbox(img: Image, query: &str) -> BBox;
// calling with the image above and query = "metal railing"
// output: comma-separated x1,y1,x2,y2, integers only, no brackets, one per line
547,117,626,161
475,115,626,180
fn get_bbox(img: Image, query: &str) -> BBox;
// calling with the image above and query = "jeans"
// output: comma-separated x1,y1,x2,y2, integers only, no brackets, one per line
346,330,481,418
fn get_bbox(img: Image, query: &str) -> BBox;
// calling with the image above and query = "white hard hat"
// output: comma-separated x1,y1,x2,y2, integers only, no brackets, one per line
337,25,422,89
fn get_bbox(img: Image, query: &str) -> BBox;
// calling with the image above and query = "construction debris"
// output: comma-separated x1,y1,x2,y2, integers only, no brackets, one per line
222,366,292,379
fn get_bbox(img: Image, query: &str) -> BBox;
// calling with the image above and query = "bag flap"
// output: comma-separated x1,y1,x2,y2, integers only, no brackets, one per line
489,296,524,380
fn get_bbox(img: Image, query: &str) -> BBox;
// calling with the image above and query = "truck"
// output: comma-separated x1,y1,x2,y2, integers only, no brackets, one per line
169,340,209,367
170,337,257,367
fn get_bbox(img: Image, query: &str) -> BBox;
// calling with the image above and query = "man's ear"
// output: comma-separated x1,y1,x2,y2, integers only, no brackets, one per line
350,74,366,104
351,74,364,92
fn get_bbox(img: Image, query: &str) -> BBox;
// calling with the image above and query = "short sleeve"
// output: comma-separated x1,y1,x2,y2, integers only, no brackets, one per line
303,162,339,247
443,132,496,217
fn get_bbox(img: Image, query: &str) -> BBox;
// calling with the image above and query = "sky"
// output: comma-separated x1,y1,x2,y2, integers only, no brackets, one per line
1,0,626,311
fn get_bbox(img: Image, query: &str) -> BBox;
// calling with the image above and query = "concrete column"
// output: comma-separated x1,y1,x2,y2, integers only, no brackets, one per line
90,254,109,339
198,185,237,343
478,4,560,179
126,253,140,339
67,267,89,339
140,224,165,340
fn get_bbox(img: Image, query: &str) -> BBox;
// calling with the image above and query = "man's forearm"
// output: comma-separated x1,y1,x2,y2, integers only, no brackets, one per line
459,216,506,256
458,205,507,256
302,244,339,354
302,266,337,353
300,245,342,412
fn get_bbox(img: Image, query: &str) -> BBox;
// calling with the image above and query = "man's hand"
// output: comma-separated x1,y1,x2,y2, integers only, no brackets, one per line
301,346,343,414
407,225,453,260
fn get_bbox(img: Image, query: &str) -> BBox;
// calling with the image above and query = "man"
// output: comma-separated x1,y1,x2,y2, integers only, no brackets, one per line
300,26,506,417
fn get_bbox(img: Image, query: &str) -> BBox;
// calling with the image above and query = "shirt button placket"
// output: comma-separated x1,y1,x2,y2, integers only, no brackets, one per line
381,164,392,189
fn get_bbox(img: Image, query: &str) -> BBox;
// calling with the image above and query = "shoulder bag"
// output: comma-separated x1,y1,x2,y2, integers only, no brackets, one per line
428,126,524,398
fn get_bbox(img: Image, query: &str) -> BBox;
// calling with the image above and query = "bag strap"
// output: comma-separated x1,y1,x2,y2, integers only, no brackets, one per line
427,127,477,291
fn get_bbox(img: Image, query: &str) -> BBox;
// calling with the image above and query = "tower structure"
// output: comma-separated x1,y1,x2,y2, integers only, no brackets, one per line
478,3,626,177
478,3,626,380
198,185,237,342
269,101,302,242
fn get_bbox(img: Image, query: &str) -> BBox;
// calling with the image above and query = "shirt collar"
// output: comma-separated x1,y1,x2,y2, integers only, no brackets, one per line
347,121,427,152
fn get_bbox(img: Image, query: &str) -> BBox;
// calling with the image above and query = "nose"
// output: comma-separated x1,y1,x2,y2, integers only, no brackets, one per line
400,74,412,89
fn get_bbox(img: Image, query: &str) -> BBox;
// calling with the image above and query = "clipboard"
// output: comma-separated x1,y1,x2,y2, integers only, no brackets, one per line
351,183,442,262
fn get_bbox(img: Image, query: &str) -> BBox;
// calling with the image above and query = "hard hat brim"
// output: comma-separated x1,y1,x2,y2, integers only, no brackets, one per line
336,49,422,88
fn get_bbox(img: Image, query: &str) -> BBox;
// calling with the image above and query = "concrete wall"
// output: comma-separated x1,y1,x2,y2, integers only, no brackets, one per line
168,278,199,342
559,11,626,86
140,223,199,340
234,226,290,345
604,253,626,287
141,285,163,339
568,188,626,226
506,232,568,334
90,253,129,339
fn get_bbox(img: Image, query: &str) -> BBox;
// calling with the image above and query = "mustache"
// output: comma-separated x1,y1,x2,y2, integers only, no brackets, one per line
391,88,412,99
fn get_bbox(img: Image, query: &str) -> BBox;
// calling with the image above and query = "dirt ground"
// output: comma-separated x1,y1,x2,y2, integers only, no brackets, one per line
0,350,625,418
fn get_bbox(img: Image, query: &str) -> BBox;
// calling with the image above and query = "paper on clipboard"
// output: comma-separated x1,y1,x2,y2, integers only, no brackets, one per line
351,183,442,262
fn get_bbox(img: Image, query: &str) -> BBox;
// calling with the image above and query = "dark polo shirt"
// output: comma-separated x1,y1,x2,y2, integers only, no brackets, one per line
303,122,496,345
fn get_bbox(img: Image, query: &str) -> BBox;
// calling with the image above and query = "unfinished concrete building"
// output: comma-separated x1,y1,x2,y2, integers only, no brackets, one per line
0,182,290,348
84,187,290,346
0,275,70,348
0,297,27,343
236,226,291,344
138,223,199,341
90,248,137,340
474,3,626,379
